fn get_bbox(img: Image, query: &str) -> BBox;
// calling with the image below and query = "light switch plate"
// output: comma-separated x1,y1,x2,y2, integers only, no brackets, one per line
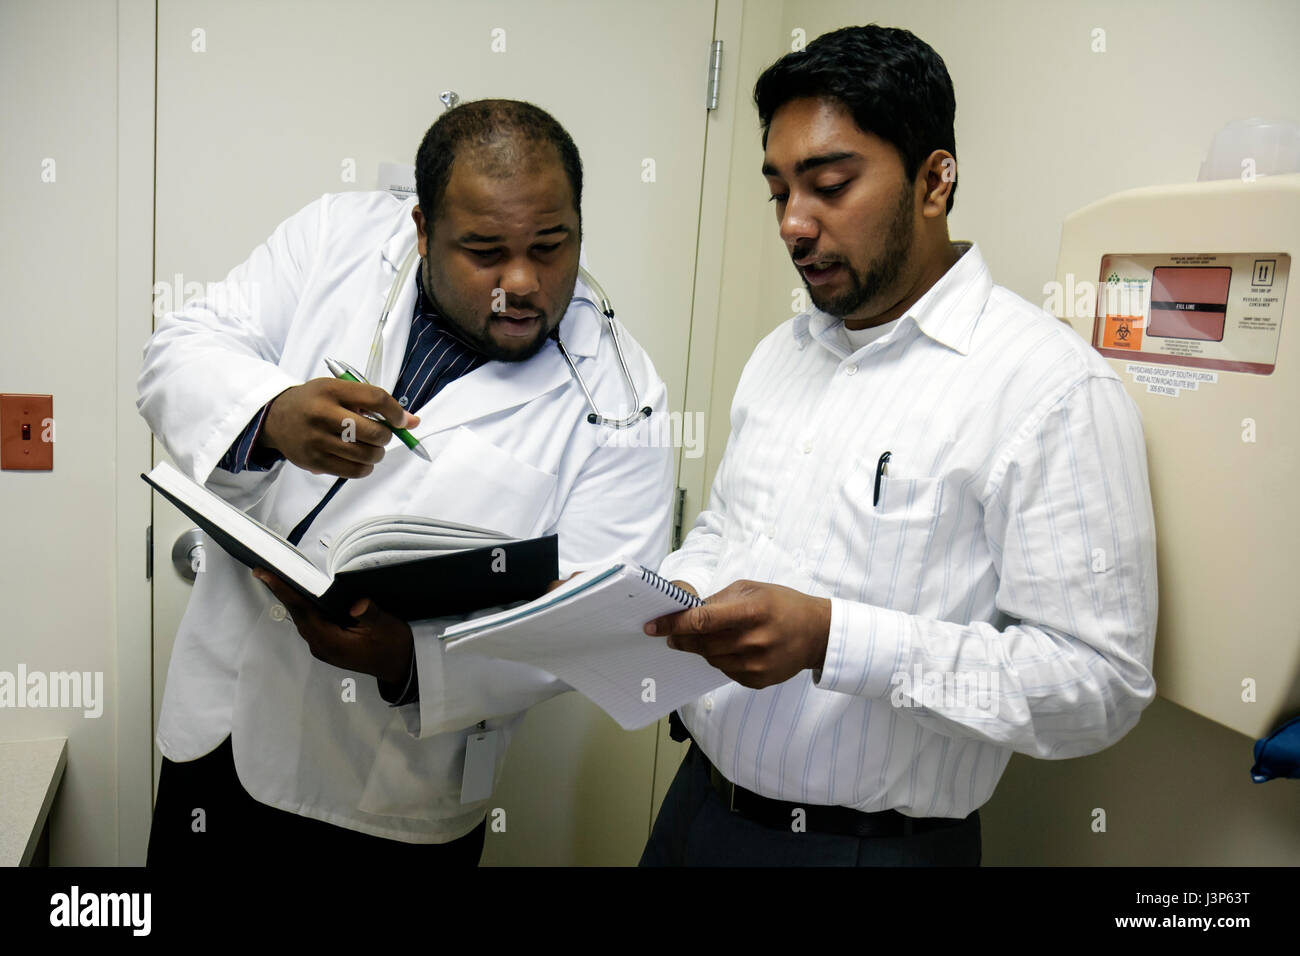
1,394,54,470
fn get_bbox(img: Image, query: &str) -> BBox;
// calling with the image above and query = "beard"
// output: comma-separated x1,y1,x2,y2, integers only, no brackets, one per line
802,178,915,320
420,261,560,363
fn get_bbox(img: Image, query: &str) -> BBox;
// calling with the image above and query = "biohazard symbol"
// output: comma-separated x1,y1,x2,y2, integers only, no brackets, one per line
1102,314,1143,349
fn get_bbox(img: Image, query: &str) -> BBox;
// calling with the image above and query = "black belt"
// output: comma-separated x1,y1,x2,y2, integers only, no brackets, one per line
669,710,968,840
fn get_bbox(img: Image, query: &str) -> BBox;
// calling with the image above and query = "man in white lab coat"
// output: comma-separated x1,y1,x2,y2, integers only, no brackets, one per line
138,99,673,865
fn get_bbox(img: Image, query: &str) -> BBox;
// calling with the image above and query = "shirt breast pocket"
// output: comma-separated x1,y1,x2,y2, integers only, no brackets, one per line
841,462,946,610
411,426,558,540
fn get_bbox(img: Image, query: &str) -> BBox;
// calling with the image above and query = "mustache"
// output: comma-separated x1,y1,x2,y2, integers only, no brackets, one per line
489,300,546,316
791,247,844,265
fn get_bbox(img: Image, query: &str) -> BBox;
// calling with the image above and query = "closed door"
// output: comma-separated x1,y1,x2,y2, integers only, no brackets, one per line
150,0,715,864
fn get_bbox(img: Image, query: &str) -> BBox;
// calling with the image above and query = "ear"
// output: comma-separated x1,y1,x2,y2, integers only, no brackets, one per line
412,206,429,256
919,150,956,219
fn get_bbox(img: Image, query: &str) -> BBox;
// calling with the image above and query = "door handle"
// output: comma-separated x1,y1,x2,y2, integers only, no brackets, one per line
171,528,207,583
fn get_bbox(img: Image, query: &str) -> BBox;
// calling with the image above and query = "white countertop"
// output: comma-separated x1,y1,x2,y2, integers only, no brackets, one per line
0,737,68,866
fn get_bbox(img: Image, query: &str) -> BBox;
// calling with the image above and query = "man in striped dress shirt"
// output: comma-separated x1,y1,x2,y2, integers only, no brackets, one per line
641,25,1157,866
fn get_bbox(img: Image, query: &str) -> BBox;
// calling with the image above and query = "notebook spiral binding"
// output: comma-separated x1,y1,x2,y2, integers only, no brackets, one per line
639,566,704,608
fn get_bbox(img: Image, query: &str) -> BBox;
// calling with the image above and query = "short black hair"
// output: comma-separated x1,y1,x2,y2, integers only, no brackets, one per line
753,25,958,213
414,98,583,229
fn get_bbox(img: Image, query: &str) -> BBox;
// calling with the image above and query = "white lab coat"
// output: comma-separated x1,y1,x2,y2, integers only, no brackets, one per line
138,190,673,842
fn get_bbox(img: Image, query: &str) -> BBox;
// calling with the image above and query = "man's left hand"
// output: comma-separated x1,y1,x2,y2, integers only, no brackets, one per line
251,568,413,684
644,580,831,689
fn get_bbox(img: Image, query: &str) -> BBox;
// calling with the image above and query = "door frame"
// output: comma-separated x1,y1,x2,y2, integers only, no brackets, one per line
115,0,159,866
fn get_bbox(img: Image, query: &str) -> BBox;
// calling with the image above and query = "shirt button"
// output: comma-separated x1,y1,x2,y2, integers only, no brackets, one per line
269,604,287,622
398,396,409,406
765,524,776,538
801,440,813,454
703,696,714,712
845,364,858,376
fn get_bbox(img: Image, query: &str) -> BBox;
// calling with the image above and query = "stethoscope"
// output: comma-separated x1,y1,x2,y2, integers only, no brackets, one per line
287,246,654,547
366,245,652,428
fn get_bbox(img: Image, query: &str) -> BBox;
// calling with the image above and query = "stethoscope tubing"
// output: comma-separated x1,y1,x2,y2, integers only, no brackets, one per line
368,246,650,428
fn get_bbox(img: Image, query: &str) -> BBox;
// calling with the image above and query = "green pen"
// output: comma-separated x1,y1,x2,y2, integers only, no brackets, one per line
323,357,431,462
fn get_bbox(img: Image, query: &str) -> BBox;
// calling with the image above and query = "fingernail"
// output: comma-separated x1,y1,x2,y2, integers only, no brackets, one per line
644,621,657,635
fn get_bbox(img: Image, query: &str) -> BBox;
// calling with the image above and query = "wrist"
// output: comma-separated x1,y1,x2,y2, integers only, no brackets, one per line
381,623,415,685
257,388,294,452
255,411,277,453
809,597,832,671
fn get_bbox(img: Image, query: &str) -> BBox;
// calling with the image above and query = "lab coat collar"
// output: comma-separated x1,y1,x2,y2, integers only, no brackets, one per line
382,196,421,270
371,217,605,440
793,241,992,357
405,345,571,440
404,296,602,438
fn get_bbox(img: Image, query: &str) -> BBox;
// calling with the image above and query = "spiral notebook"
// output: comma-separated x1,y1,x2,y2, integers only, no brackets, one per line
441,562,729,730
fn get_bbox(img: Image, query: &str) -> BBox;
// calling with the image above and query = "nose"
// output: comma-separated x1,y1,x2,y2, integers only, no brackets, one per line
498,256,541,299
778,192,818,248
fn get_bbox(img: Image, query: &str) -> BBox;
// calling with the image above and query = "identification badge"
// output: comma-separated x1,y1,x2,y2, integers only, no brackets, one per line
460,725,498,804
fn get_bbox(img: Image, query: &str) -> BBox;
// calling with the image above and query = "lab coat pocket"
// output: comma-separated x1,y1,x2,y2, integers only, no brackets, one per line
357,713,482,822
414,426,558,539
841,463,946,611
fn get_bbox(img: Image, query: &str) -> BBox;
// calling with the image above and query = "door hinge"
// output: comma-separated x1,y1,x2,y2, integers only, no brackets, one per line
705,40,723,110
672,487,688,550
145,525,153,581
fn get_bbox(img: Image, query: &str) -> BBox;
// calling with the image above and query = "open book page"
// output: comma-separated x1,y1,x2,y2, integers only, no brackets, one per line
326,516,510,575
443,564,727,730
329,530,516,574
331,513,506,542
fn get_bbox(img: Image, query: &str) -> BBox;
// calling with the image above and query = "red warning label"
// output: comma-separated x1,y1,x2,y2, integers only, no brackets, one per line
1101,314,1143,349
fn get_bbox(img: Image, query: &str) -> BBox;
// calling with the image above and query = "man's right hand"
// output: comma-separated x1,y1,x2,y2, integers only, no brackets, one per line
257,378,419,479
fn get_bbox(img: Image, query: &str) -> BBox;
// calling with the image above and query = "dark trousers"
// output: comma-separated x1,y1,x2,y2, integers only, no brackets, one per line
640,743,981,866
147,736,485,867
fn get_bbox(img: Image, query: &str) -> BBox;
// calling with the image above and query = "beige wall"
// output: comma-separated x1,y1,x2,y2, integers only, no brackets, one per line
0,0,155,865
693,0,1300,863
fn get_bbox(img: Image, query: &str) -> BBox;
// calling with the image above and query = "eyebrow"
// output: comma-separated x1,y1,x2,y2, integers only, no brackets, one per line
457,224,572,244
761,151,861,178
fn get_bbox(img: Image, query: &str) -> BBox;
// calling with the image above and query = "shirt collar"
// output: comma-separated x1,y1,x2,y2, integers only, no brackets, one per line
793,241,992,356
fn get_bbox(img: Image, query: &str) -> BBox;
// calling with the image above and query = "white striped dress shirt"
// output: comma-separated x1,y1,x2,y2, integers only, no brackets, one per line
660,242,1158,819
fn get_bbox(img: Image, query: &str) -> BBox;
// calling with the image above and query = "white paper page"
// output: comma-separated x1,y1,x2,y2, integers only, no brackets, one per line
328,530,514,574
444,566,727,730
327,514,506,562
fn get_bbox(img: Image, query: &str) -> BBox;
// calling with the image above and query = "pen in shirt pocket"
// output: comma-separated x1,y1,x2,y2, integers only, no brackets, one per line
323,357,431,462
872,451,892,507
